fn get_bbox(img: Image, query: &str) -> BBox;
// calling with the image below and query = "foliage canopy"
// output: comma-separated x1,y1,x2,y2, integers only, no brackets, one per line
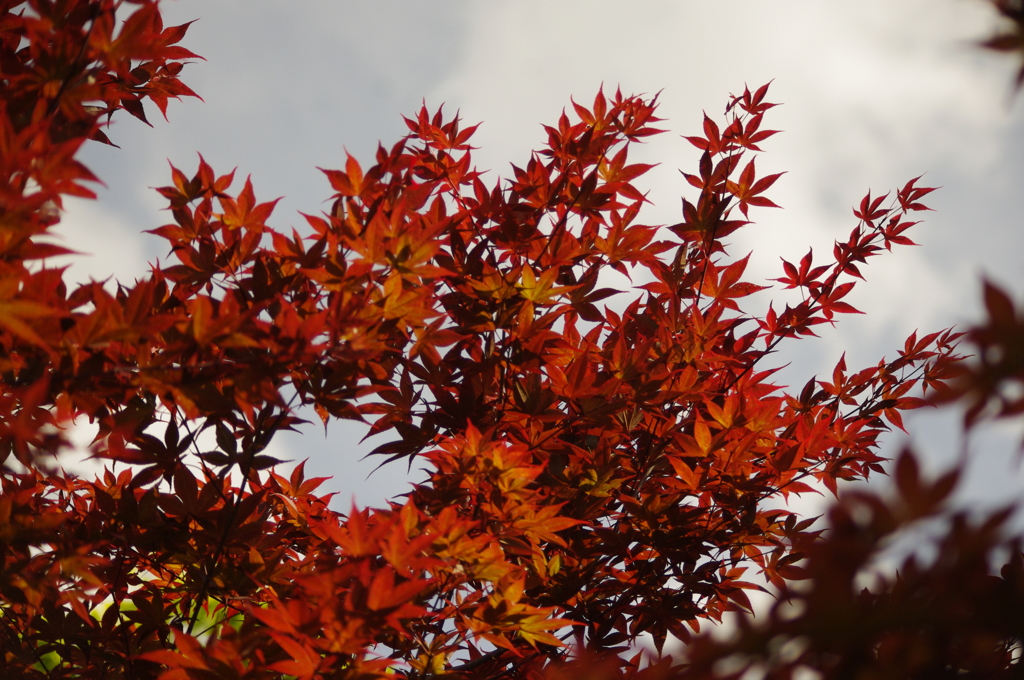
2,2,1024,679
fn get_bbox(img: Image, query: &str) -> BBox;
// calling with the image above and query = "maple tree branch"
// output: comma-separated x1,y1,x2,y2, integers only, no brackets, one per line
0,607,52,678
184,401,293,635
531,140,612,271
111,555,140,680
44,4,102,120
448,648,507,672
709,198,906,403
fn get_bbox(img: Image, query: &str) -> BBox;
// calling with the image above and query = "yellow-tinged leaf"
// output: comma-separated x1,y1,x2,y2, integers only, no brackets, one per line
503,577,524,605
706,394,737,428
694,420,712,454
520,265,537,290
188,296,213,345
516,612,576,647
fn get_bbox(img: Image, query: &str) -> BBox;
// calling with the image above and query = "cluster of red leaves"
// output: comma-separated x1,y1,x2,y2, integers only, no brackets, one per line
669,296,1024,675
1,2,1001,679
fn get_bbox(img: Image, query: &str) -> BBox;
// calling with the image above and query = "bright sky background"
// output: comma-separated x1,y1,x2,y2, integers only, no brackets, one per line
54,0,1024,517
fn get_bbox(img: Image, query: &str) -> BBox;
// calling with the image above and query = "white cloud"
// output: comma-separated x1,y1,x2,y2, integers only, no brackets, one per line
50,197,153,288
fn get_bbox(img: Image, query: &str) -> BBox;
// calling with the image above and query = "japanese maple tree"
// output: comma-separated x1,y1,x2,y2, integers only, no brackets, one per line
0,2,970,679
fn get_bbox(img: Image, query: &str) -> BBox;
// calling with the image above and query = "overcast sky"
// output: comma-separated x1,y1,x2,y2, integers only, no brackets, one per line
54,0,1024,514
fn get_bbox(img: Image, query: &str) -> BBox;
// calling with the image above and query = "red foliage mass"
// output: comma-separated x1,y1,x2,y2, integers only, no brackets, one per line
5,2,1024,679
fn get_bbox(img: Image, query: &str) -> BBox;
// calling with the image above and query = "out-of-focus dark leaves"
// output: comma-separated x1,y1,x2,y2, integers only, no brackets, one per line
981,0,1024,89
